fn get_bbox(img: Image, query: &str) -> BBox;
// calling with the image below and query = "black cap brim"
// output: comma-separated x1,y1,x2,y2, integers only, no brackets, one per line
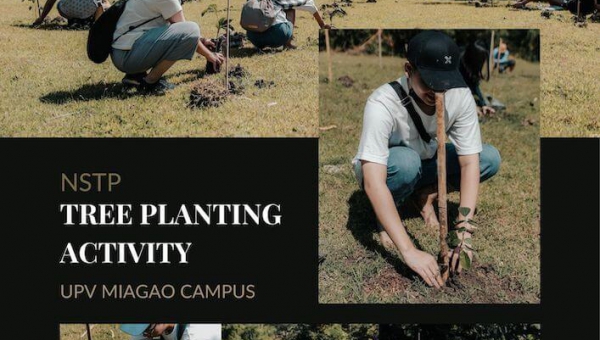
418,67,467,92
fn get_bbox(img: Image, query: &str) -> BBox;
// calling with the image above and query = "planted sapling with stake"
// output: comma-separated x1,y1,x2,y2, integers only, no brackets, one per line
448,207,477,273
203,6,234,74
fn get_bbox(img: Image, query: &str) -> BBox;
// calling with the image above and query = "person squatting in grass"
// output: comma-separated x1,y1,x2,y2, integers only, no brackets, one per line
492,43,516,74
459,40,496,117
33,0,110,26
246,0,331,50
121,324,221,340
353,31,501,288
110,0,225,95
512,0,599,16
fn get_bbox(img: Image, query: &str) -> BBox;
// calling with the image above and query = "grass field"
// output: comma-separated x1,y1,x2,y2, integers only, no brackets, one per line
0,0,319,137
61,324,129,340
319,0,599,136
318,53,540,303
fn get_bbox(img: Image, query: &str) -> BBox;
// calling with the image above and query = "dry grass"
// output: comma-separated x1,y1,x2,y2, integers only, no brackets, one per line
61,324,129,340
318,52,540,303
319,0,600,136
0,0,319,137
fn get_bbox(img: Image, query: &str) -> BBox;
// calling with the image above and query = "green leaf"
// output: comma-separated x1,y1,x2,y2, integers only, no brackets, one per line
458,207,471,217
447,231,460,247
202,4,218,16
459,250,472,269
466,219,478,226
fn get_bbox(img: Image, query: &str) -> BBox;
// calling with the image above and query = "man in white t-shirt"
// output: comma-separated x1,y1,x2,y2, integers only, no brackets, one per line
122,323,221,340
354,31,501,288
110,0,225,95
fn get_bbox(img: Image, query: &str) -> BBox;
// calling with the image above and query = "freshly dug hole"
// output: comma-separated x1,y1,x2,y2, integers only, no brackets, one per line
189,77,229,108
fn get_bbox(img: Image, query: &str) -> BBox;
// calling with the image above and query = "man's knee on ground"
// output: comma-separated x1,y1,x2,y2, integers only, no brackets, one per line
480,144,501,178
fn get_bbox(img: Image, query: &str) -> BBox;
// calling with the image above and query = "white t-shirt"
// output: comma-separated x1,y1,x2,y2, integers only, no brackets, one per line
129,324,221,340
112,0,183,50
354,75,482,167
273,0,318,25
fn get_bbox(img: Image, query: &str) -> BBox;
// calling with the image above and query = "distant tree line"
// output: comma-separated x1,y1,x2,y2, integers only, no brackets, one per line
319,29,540,62
222,324,378,340
222,324,541,340
379,324,542,340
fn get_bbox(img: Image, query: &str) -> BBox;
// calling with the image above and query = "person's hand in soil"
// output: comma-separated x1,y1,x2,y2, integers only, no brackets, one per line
481,106,496,116
403,247,444,288
143,324,176,338
201,38,216,49
207,52,225,71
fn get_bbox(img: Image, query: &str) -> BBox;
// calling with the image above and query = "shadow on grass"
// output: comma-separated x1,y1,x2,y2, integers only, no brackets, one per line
345,190,416,280
12,23,90,31
40,82,133,104
229,46,285,59
40,73,201,104
166,68,208,84
345,191,461,283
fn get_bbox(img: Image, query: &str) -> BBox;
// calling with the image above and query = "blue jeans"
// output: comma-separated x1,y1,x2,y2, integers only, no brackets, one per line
111,22,200,74
246,22,293,49
356,143,501,204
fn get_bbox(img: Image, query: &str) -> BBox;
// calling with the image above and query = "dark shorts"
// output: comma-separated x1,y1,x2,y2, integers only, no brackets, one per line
246,22,293,49
564,0,596,15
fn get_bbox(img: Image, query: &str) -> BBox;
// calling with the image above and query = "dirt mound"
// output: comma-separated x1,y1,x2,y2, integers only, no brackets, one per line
228,64,249,79
254,79,275,89
189,78,229,108
338,75,354,87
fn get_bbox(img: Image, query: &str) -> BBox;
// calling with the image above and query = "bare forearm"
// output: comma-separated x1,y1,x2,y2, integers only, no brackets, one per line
458,160,479,220
313,12,326,28
38,0,58,21
285,9,296,25
196,41,212,58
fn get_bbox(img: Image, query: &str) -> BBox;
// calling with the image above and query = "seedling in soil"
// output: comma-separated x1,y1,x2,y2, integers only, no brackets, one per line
447,207,477,273
205,17,234,74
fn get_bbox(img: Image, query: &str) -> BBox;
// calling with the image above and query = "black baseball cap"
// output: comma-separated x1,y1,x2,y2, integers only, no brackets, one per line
407,31,466,92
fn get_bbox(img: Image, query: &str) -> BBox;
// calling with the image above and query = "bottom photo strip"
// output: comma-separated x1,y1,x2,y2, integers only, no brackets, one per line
61,324,541,340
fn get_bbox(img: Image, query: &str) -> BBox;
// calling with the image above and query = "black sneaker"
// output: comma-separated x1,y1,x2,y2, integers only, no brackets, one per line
137,78,175,96
122,72,147,87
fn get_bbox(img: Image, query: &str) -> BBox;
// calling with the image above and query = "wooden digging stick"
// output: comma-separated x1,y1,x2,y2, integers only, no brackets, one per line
377,29,382,69
325,29,333,83
436,92,450,283
225,0,231,89
86,324,92,340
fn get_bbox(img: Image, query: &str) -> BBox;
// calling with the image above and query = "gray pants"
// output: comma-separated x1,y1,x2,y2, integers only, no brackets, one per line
111,22,201,74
